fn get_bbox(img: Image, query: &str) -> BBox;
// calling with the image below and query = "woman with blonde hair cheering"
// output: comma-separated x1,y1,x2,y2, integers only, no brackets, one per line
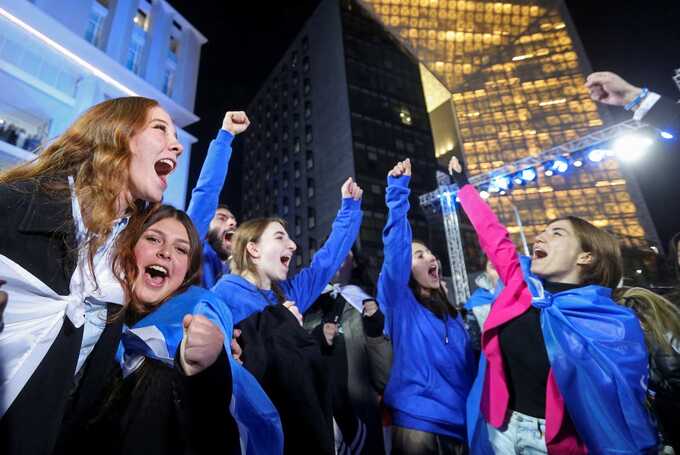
0,97,183,454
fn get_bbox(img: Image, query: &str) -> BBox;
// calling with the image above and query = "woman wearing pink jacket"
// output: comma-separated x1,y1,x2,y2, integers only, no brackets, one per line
449,157,657,454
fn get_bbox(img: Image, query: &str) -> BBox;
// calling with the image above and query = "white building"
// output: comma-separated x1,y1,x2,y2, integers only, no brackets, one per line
0,0,206,208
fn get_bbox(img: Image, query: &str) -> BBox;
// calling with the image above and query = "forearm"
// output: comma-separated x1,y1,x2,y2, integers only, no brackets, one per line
186,129,234,240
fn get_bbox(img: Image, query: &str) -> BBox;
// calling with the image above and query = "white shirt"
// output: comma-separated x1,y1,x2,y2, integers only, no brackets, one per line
0,178,127,416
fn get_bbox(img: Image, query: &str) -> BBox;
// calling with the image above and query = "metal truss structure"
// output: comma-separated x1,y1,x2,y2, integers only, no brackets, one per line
420,119,648,305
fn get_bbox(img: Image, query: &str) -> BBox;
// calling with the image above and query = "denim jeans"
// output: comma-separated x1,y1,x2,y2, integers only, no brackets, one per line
486,411,547,455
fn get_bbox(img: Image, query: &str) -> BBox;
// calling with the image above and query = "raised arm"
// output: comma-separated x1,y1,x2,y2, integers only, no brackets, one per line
448,157,523,288
282,178,363,314
377,159,414,310
186,111,250,240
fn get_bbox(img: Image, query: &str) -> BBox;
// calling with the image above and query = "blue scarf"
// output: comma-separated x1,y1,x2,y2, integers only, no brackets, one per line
118,286,284,455
468,258,657,453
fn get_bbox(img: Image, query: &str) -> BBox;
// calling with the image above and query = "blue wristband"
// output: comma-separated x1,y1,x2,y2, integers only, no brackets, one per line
624,87,648,111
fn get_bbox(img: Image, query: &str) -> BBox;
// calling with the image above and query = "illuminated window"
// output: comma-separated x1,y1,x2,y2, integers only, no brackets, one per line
399,107,412,125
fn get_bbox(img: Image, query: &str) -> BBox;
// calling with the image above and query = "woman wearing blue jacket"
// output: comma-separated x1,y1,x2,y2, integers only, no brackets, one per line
378,159,474,454
211,177,363,454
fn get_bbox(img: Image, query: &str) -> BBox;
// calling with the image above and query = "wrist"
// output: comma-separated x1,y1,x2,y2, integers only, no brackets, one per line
624,87,648,111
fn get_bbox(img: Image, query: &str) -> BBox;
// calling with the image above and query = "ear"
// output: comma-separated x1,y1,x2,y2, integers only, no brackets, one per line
576,251,593,266
245,241,260,261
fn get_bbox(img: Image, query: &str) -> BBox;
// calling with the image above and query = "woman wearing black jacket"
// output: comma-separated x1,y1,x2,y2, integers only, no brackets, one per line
0,97,183,454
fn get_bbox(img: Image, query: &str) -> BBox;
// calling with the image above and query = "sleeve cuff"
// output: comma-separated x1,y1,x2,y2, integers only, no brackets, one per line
633,92,661,121
387,175,411,187
341,197,362,210
216,129,235,144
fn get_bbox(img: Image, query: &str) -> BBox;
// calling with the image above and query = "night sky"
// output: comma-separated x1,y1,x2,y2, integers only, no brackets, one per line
171,0,680,248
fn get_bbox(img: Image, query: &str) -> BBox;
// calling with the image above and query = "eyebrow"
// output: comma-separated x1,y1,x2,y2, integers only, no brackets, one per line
147,228,189,245
551,227,569,234
151,118,179,139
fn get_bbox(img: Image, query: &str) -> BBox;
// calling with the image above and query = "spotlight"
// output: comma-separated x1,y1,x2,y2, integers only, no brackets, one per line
544,158,568,175
612,134,653,162
513,174,524,186
587,148,607,162
572,159,583,167
520,168,537,182
491,175,512,191
660,131,674,140
480,190,490,199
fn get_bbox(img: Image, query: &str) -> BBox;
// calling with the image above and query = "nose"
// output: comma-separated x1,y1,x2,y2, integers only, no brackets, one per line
168,135,183,158
156,246,171,260
289,240,297,252
535,231,547,244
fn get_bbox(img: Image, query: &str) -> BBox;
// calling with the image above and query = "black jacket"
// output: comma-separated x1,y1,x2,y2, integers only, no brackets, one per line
237,304,334,455
0,181,123,455
76,349,239,455
645,96,680,133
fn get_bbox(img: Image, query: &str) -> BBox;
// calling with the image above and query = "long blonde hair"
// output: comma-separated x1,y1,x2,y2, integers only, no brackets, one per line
614,287,680,354
0,96,159,264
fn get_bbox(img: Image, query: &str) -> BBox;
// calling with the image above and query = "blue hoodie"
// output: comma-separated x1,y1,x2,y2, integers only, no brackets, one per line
186,129,234,289
377,175,474,441
212,198,362,324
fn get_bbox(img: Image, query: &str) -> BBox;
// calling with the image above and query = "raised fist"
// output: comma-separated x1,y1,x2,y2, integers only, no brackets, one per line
388,158,411,178
179,314,225,376
222,111,251,135
341,177,363,201
585,72,642,108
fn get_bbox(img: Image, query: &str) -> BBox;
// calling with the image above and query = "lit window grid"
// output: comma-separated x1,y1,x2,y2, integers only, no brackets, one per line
360,0,650,246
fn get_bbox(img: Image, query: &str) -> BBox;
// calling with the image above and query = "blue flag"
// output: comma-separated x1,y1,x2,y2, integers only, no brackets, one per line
119,286,284,455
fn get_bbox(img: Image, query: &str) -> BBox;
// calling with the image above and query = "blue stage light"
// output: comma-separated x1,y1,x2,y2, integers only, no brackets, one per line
660,131,674,140
587,148,607,162
491,175,512,191
552,157,569,173
521,168,537,182
572,159,583,167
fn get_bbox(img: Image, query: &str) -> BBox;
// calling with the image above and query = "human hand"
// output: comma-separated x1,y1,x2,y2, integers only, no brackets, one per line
388,158,411,178
363,299,378,317
322,322,338,346
585,72,642,107
340,177,364,201
222,111,251,135
283,301,303,326
179,314,225,376
231,328,243,365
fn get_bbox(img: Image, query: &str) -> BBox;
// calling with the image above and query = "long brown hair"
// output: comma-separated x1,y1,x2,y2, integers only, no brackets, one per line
229,217,288,303
551,216,623,289
0,97,160,268
614,287,680,354
113,205,202,324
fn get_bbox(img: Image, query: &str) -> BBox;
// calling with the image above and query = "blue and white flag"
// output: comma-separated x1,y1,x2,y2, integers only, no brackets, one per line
119,285,284,455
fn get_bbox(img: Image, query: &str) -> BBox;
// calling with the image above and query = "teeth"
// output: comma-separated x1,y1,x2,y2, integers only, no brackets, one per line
148,265,168,275
159,158,175,170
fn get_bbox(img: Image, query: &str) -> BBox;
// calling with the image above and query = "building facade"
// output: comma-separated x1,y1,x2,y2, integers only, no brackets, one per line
0,0,206,208
357,0,659,259
239,0,442,268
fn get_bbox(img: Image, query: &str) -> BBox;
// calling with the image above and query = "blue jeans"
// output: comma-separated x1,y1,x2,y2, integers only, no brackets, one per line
486,411,547,455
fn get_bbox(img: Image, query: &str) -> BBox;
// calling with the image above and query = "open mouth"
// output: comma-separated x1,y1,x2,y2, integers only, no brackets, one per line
428,264,439,280
223,231,234,243
154,158,176,186
144,264,169,287
533,248,548,260
280,255,292,269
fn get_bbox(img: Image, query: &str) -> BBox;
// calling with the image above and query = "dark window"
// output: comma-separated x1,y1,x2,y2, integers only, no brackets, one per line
308,207,316,229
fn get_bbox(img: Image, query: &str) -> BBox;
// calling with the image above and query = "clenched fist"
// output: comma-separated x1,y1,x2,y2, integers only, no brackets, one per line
341,177,364,201
222,111,251,135
388,158,411,178
179,314,225,376
585,72,642,108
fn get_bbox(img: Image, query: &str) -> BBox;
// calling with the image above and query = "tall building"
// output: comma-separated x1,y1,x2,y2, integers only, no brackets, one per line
357,0,659,255
0,0,206,208
240,0,442,267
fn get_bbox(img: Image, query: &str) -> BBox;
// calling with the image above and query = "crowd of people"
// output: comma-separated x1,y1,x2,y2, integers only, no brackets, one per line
0,121,43,152
0,71,678,455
